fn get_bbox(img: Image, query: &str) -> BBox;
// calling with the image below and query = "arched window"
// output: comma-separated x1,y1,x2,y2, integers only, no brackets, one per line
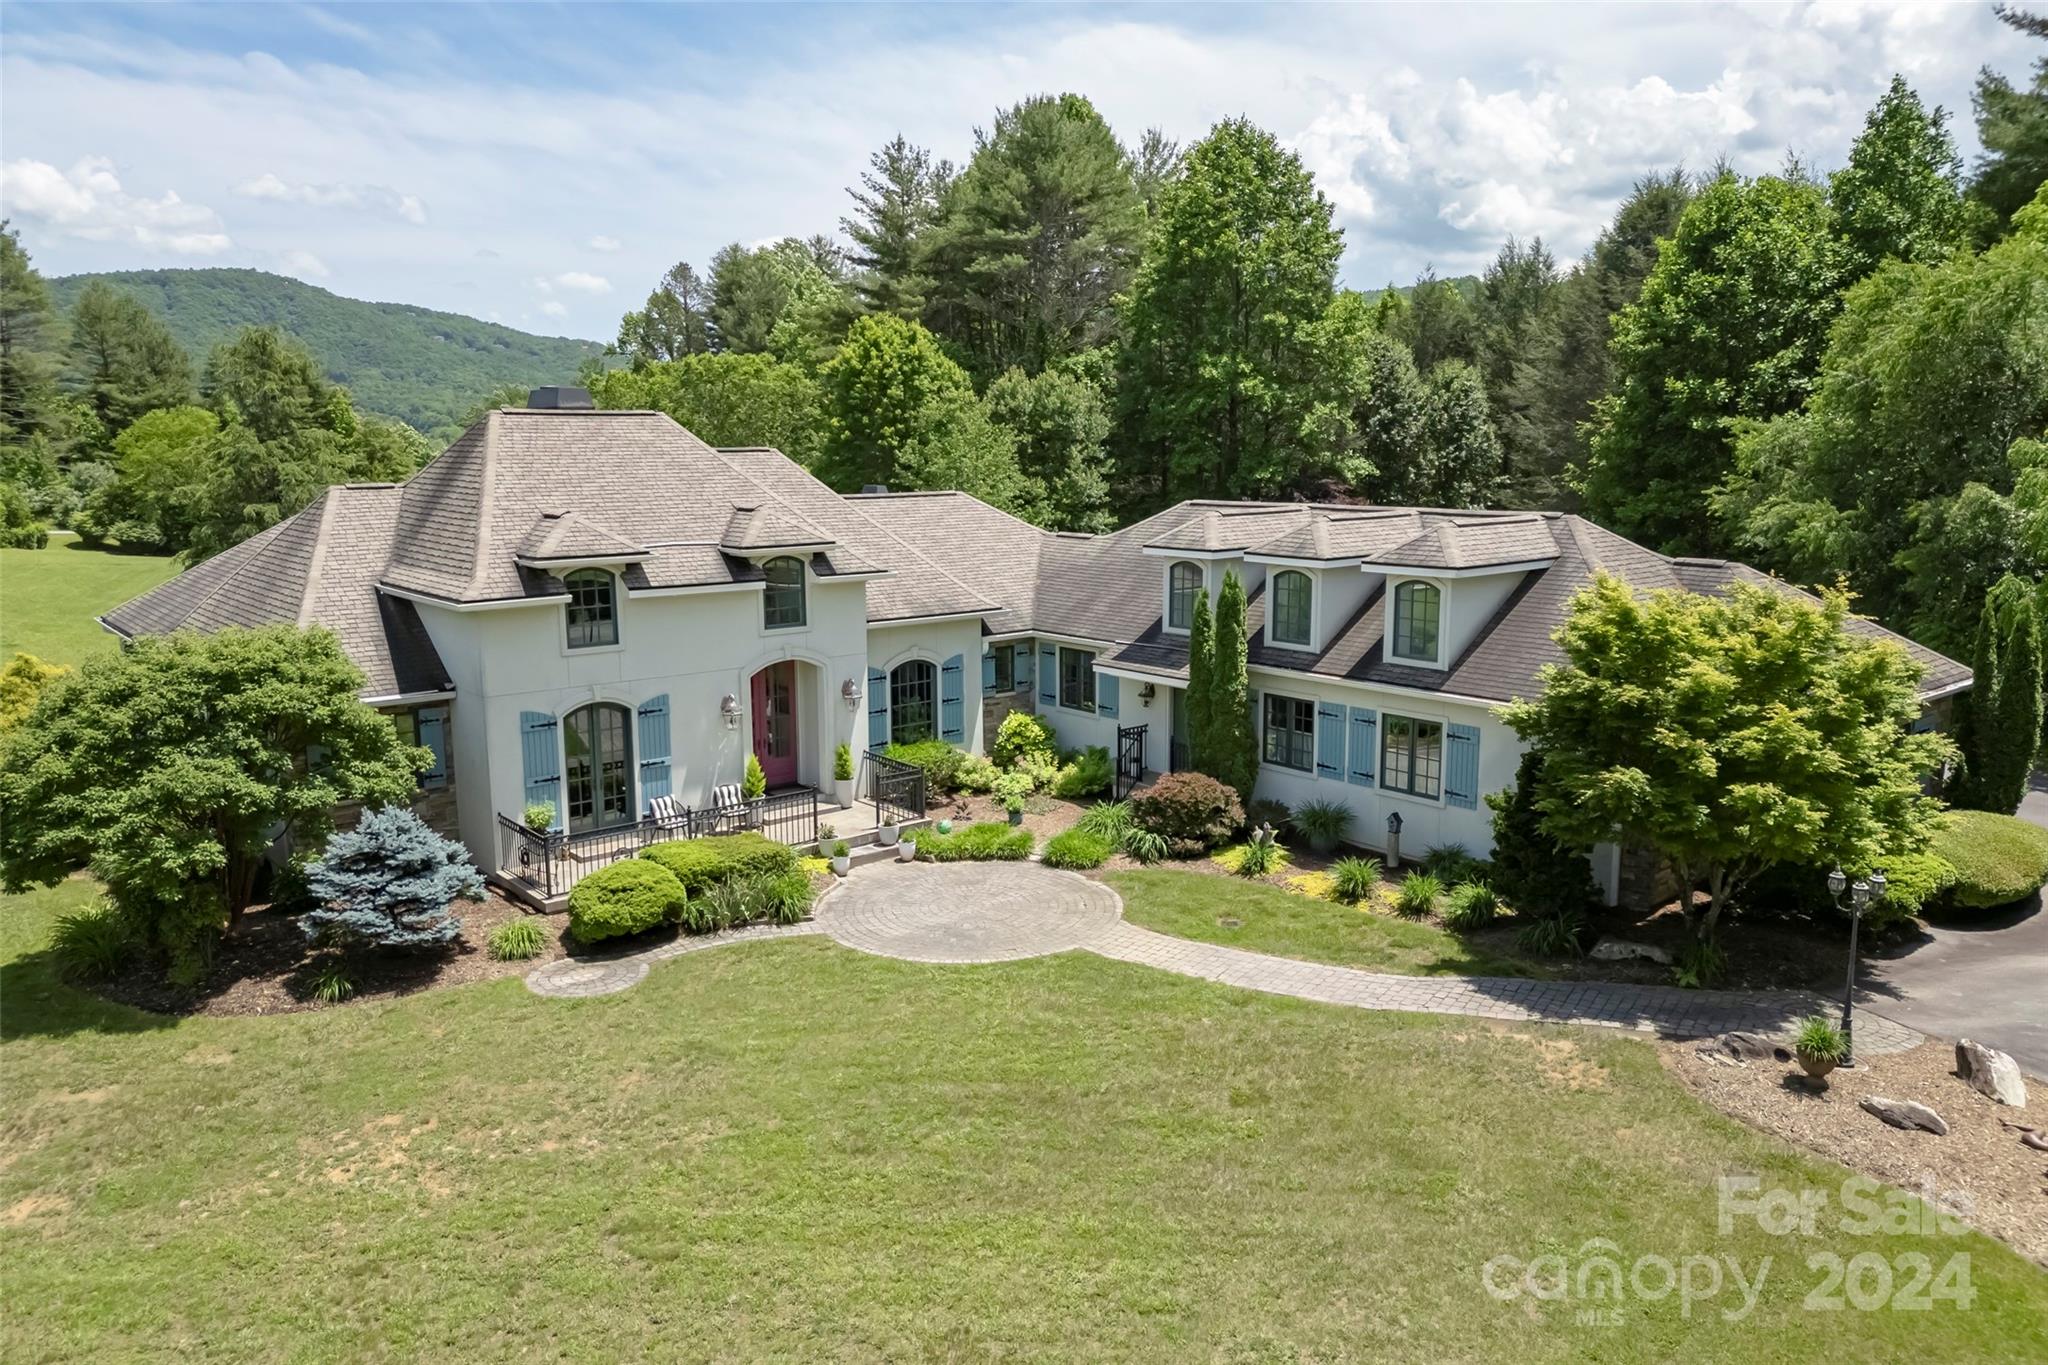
889,659,937,744
1270,570,1313,647
563,702,633,832
1167,561,1203,630
564,569,618,648
1391,580,1441,662
762,556,806,629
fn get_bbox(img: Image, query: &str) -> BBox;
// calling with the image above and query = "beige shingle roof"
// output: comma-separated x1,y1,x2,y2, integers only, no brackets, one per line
516,510,650,562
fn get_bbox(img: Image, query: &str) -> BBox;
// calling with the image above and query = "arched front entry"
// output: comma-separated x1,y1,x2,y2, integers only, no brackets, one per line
750,661,800,789
563,701,634,833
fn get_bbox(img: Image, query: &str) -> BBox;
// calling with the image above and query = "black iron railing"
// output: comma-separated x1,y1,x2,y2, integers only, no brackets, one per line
494,787,821,900
1115,723,1148,800
865,749,927,828
1169,737,1191,773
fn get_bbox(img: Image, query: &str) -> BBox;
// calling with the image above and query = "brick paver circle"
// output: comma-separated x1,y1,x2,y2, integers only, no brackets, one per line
816,860,1123,963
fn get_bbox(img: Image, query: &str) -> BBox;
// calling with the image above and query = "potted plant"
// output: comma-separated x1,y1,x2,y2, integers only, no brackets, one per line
1293,799,1350,856
523,801,555,834
877,815,900,847
829,840,851,877
994,772,1032,827
1793,1015,1849,1085
897,830,919,861
832,743,855,809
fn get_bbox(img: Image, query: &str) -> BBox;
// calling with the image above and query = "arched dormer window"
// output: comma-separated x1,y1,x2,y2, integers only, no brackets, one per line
564,569,619,648
763,555,806,629
1167,561,1203,630
1391,580,1442,662
1270,570,1313,648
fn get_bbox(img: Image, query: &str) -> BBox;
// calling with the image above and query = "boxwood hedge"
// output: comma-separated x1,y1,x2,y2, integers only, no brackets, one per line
1930,810,2048,910
641,833,798,896
566,860,685,943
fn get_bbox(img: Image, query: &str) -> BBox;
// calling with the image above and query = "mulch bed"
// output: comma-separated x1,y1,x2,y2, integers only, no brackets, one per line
93,889,570,1018
927,791,1089,843
1664,1037,2048,1267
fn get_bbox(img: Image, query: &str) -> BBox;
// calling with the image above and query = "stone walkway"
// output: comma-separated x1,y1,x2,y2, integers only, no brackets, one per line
523,862,1924,1055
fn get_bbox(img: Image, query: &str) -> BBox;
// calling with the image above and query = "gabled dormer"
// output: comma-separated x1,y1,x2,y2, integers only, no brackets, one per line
516,510,654,653
719,503,842,632
1361,515,1560,671
1244,510,1422,653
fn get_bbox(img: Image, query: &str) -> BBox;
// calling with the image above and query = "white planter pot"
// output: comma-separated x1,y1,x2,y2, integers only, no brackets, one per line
898,841,918,862
831,855,851,877
878,825,900,847
833,778,856,809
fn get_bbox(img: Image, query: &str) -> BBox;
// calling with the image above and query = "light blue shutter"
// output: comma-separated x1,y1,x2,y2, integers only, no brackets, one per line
637,694,672,809
1348,707,1377,785
1445,722,1481,809
1015,640,1034,692
416,705,449,789
519,711,560,829
1315,701,1345,779
1099,671,1119,719
867,667,887,747
981,651,997,691
940,654,964,742
1039,644,1057,706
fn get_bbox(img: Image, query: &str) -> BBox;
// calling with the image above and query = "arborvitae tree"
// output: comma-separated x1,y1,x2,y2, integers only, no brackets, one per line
1210,570,1258,805
921,94,1147,379
1117,118,1345,504
1830,75,1971,279
1485,749,1601,917
1417,360,1505,508
616,261,715,362
302,806,481,952
63,281,193,440
1951,574,2045,813
0,222,60,449
1183,585,1215,777
1348,330,1429,503
841,135,951,319
1474,237,1558,498
1969,4,2048,232
1582,170,1843,554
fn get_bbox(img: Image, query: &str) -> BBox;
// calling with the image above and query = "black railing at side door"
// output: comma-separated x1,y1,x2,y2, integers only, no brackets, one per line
864,749,927,827
1115,723,1147,801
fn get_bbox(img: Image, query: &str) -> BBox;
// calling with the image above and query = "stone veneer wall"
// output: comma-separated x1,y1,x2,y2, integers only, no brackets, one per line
1614,842,1679,912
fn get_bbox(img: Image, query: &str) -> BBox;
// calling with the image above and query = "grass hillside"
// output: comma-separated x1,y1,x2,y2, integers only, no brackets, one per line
0,536,179,667
49,268,605,440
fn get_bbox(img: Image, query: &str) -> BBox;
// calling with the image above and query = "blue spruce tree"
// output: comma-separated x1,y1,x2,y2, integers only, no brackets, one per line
302,807,481,951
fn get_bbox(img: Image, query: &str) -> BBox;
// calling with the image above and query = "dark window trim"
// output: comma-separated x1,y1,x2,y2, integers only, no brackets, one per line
564,569,619,649
993,644,1015,693
1261,692,1315,772
1167,561,1202,631
1058,645,1096,712
1271,569,1313,648
889,658,937,745
762,555,807,629
1390,579,1442,663
1378,711,1444,800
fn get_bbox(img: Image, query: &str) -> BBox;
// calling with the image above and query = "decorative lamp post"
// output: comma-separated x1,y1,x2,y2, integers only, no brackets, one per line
1386,810,1404,870
1827,866,1884,1066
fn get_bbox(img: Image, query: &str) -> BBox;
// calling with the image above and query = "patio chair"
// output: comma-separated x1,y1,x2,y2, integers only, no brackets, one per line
648,795,689,834
707,782,752,832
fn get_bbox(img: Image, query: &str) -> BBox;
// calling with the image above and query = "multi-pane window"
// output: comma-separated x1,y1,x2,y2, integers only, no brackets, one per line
762,555,806,628
1392,580,1441,662
564,569,618,648
1379,713,1444,799
890,659,936,744
564,702,632,831
1168,561,1203,630
992,644,1015,693
1270,570,1313,647
1059,646,1096,711
1262,694,1315,772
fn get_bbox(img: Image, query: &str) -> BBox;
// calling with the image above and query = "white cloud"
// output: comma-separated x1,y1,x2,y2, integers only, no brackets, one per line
280,248,330,278
236,172,426,223
0,155,230,254
539,300,567,317
587,234,621,252
552,270,611,293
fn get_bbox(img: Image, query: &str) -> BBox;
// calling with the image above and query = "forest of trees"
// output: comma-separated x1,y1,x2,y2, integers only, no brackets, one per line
2,8,2042,671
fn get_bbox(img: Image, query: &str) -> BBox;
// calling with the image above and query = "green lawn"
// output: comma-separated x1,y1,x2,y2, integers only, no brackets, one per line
0,537,180,667
4,881,2043,1360
1110,867,1544,977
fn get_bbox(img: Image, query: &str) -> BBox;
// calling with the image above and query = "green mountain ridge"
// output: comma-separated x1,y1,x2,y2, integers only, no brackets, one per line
48,267,605,439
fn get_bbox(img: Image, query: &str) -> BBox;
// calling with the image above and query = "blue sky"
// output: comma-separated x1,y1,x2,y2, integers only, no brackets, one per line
2,2,2035,342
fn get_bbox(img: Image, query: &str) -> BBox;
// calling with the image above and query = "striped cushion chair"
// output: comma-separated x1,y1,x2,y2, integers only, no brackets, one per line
708,783,749,831
648,795,688,832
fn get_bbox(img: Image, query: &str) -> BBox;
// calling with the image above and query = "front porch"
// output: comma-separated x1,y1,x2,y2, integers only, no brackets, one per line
489,751,933,910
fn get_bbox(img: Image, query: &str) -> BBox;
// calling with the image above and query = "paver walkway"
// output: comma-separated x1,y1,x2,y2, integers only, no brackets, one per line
525,862,1924,1055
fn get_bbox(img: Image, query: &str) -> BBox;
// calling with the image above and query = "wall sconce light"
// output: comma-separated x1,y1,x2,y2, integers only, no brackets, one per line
1138,682,1157,702
841,677,861,711
720,693,740,730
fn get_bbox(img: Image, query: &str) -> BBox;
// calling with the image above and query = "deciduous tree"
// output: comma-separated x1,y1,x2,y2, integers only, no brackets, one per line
1830,76,1972,279
588,353,825,467
616,261,714,361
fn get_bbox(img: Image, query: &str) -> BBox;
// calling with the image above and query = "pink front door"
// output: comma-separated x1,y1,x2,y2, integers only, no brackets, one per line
750,662,799,789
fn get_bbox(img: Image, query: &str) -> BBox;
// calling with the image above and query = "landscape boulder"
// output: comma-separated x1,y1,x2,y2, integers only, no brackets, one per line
1859,1096,1949,1135
1954,1039,2028,1108
1589,937,1673,965
1706,1031,1790,1063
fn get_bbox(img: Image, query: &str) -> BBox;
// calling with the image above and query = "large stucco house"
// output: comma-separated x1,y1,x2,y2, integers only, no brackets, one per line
103,388,1970,908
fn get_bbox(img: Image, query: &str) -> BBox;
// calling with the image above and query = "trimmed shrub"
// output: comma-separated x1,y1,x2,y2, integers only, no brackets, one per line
1441,881,1501,930
1043,829,1113,869
1930,810,2048,909
487,918,547,961
301,807,480,952
919,821,1034,862
1485,750,1601,917
567,860,684,943
955,754,999,792
1292,799,1351,853
833,743,854,782
1329,856,1383,905
1052,745,1112,798
992,711,1056,769
642,833,798,896
886,739,967,793
48,900,134,981
1130,771,1244,854
742,753,767,799
1395,871,1443,918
